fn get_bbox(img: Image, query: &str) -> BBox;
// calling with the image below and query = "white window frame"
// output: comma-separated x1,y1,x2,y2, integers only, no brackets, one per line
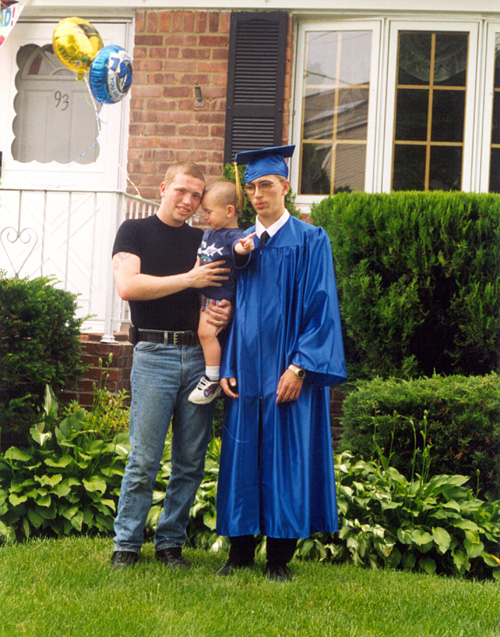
479,21,500,193
381,19,480,194
290,19,382,211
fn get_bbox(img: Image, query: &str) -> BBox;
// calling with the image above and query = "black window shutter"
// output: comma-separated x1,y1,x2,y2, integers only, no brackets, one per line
224,11,288,164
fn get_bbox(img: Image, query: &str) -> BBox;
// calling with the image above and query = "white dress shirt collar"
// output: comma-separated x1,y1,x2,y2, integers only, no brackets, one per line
256,210,290,240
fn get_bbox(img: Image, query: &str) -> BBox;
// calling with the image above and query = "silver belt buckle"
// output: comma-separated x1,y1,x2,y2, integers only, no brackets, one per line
163,331,172,346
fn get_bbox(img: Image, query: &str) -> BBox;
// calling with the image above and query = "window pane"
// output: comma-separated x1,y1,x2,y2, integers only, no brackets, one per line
434,33,468,87
335,144,366,192
300,142,331,195
299,30,372,195
429,146,462,190
397,32,432,85
337,88,369,140
11,44,99,165
393,145,426,190
431,91,465,142
304,32,339,88
395,89,428,141
303,87,334,140
489,148,500,193
492,92,500,146
338,31,372,86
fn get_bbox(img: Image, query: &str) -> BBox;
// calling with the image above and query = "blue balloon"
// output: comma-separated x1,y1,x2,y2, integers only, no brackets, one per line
89,44,133,104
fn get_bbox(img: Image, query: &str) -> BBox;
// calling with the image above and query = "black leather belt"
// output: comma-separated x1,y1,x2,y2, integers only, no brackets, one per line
136,328,199,346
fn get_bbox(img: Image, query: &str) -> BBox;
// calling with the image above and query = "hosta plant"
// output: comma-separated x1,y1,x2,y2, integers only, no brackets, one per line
309,451,500,580
0,387,129,543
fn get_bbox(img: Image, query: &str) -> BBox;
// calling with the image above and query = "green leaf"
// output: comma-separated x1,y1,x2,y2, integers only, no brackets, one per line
443,500,461,512
70,511,84,532
27,508,44,529
419,557,437,574
411,529,433,546
452,548,469,573
464,539,484,558
50,482,71,498
203,512,217,531
454,520,480,532
22,516,30,540
5,447,32,462
45,456,73,468
402,552,416,570
483,553,500,567
385,546,402,568
8,493,27,506
61,505,79,521
432,527,452,554
34,494,51,507
37,474,63,488
82,507,94,525
82,476,107,494
397,527,413,545
30,426,53,447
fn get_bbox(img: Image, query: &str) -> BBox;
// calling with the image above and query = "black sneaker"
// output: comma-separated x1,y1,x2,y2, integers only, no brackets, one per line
265,563,291,582
156,547,189,569
111,551,139,570
217,558,254,576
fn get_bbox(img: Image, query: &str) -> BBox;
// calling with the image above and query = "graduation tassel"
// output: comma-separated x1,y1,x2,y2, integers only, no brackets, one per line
234,161,244,213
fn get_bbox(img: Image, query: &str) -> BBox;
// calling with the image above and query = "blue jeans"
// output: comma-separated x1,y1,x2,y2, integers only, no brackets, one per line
113,341,214,553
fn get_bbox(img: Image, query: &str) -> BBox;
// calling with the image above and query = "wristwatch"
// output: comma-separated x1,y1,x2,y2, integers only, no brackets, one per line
288,364,306,380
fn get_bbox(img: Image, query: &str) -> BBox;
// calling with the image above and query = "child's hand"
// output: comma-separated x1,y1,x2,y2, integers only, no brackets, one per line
234,232,257,255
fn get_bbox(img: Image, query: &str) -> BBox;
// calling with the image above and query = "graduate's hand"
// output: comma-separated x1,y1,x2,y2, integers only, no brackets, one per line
187,258,230,289
234,232,257,255
221,377,238,399
276,369,303,404
205,299,232,334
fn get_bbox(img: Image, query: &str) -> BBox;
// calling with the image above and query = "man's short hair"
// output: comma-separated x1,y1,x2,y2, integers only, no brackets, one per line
202,180,238,212
163,162,206,188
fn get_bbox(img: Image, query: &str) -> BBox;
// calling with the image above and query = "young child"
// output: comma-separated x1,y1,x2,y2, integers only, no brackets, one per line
188,180,255,404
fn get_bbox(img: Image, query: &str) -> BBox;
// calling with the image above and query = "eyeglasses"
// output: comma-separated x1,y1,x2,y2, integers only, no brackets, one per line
244,180,278,195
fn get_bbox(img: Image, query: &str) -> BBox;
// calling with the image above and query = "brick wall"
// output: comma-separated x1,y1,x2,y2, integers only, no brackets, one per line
59,333,133,409
128,9,293,202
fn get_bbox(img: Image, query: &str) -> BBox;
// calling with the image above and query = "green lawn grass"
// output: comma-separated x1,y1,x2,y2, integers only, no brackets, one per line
0,536,498,636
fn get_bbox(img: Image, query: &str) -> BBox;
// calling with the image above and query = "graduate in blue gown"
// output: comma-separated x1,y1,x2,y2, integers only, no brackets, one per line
216,145,346,581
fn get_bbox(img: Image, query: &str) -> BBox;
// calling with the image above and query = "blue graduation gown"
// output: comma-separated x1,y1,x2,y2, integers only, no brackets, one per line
217,216,346,539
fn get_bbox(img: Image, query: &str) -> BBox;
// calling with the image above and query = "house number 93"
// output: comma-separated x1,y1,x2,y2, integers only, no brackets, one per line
54,91,69,111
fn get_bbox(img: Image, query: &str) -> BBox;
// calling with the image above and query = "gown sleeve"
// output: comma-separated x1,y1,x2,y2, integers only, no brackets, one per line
291,227,346,387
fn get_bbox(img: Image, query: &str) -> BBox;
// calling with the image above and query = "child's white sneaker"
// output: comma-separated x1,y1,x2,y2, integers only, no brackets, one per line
188,375,222,404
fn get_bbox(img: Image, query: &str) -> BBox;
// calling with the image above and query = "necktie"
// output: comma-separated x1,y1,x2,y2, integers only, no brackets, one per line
260,231,270,245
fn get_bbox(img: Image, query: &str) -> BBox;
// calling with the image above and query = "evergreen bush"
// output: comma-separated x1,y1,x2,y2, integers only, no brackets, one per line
0,274,85,447
311,191,500,379
339,373,500,496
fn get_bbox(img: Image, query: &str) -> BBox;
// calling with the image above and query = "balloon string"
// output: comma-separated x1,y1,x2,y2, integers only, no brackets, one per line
83,76,142,198
45,76,141,198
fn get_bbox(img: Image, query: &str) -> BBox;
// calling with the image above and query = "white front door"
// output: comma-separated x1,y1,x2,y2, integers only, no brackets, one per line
0,19,133,333
0,19,132,190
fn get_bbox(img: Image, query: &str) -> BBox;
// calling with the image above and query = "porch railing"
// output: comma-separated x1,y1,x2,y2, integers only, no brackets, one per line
0,188,159,342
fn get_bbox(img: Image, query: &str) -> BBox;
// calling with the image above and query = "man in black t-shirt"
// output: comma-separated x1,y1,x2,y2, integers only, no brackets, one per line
110,162,230,570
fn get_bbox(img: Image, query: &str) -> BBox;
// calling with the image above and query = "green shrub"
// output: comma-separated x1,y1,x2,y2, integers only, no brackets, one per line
0,388,128,543
339,374,500,497
221,163,301,229
321,451,500,580
311,191,500,379
0,274,85,447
